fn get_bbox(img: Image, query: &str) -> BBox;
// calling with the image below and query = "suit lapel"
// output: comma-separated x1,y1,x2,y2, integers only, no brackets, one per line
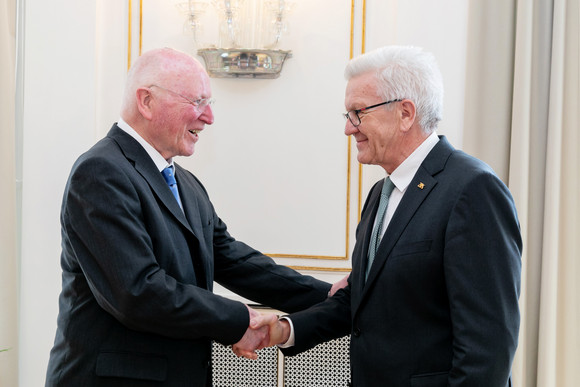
357,136,454,305
362,170,437,294
352,181,382,299
174,164,204,242
108,125,196,237
174,163,213,289
107,125,212,289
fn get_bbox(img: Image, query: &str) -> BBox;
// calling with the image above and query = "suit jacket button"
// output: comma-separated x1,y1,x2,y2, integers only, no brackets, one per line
353,328,361,337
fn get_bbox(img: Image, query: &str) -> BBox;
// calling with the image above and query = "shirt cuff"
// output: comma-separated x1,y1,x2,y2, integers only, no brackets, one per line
277,316,295,348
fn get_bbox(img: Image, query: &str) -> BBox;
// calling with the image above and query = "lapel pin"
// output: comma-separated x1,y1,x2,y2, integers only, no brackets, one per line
417,182,425,190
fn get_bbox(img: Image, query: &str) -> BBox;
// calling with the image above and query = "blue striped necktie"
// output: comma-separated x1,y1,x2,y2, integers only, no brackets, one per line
366,177,395,281
161,165,183,210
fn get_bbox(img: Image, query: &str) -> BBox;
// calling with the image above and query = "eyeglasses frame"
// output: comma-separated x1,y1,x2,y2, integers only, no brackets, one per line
149,84,215,110
344,99,403,127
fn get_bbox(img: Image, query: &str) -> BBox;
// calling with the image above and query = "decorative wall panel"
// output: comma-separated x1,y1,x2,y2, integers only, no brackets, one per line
211,336,351,387
212,342,279,387
283,336,351,387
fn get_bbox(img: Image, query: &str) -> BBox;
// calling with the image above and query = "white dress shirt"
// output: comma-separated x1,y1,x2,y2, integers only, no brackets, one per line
376,131,439,238
117,118,175,171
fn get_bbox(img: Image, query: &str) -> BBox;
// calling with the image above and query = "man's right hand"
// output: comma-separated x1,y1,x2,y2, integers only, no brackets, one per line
250,313,291,347
231,312,291,359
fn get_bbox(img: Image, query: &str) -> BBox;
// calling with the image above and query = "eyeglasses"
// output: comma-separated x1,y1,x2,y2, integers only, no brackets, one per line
149,84,215,110
343,99,402,127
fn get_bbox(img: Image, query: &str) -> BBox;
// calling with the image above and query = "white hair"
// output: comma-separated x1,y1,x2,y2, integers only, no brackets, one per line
345,46,444,133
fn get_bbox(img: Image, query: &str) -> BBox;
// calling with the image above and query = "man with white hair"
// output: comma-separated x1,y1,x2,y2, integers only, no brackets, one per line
244,45,522,387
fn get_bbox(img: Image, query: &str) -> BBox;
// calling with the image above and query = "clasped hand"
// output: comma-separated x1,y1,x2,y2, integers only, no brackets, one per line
232,306,289,360
232,275,349,359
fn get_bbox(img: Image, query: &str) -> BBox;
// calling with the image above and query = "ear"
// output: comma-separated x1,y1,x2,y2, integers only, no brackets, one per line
399,99,416,132
136,87,154,120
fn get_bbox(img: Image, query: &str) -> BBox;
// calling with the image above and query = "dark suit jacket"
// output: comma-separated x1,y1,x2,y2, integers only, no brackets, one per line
284,136,522,387
46,125,330,386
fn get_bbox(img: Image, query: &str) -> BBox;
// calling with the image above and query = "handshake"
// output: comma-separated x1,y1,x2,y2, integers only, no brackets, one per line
231,306,290,360
231,274,349,359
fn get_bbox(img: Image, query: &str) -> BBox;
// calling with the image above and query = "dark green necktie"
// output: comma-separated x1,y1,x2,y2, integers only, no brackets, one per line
366,177,395,281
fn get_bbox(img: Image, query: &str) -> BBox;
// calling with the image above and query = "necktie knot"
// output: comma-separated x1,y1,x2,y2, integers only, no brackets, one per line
381,177,395,200
161,166,177,187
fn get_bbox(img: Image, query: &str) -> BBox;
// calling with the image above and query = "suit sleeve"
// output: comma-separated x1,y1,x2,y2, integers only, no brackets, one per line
213,239,332,314
280,282,352,356
444,171,522,385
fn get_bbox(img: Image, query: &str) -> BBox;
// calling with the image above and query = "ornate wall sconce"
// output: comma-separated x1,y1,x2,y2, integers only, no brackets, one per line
176,0,294,78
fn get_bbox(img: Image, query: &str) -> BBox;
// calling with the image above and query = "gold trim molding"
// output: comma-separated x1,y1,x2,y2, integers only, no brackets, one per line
127,0,143,71
288,266,352,273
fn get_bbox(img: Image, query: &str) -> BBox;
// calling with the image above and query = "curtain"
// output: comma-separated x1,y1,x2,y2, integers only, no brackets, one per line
0,0,19,386
462,0,516,183
464,0,580,386
523,0,579,384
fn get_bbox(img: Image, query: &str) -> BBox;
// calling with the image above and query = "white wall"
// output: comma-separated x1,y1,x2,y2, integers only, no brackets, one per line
19,1,98,386
17,0,469,385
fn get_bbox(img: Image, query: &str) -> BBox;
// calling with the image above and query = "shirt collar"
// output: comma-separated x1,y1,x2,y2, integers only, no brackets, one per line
389,131,439,193
117,118,173,172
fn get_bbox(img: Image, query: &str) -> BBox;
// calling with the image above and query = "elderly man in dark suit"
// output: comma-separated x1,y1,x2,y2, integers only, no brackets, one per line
242,46,522,386
45,47,337,386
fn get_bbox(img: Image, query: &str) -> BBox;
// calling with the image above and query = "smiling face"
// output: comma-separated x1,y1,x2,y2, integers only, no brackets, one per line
344,71,407,173
147,68,214,160
126,49,215,161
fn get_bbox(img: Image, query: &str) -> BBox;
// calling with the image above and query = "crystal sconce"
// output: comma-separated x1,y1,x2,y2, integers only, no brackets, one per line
176,0,294,78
